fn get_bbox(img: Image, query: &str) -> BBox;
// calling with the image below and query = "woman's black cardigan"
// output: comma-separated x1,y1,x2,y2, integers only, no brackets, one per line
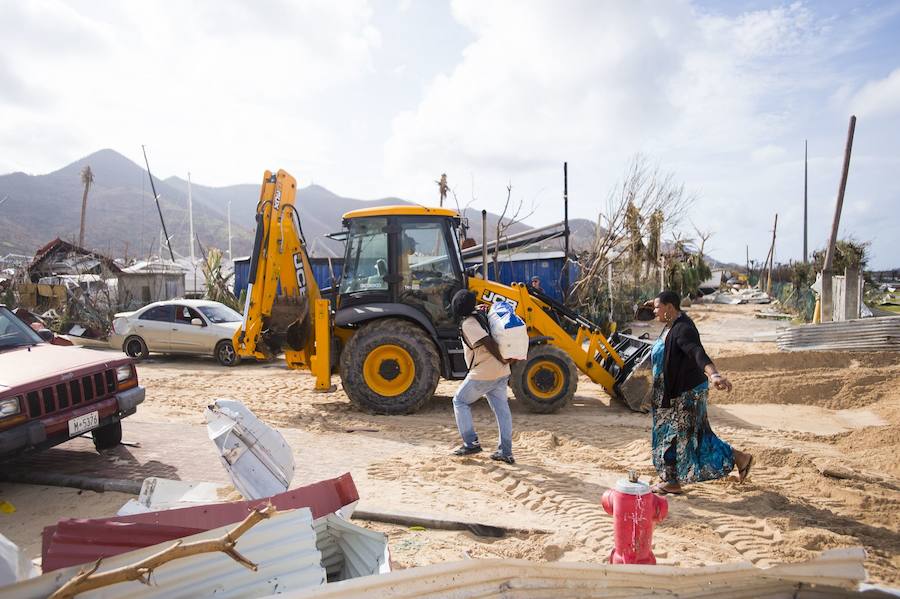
662,312,713,407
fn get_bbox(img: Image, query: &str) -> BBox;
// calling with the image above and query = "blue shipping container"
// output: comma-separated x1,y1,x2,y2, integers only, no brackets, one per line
234,254,574,303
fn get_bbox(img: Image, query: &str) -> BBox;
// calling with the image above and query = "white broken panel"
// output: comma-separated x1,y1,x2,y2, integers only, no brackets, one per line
205,399,295,500
314,514,390,582
116,478,237,516
0,534,38,587
1,509,325,599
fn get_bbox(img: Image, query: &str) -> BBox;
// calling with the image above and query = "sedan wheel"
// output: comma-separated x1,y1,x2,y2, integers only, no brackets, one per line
123,336,149,360
216,340,241,367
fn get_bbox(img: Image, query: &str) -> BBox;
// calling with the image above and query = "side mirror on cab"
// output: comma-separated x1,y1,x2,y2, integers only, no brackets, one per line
191,318,204,327
36,329,55,342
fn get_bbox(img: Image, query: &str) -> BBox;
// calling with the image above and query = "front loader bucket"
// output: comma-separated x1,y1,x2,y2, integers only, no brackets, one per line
606,333,655,413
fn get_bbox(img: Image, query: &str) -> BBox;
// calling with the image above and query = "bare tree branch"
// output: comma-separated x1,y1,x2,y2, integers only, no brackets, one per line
49,505,276,599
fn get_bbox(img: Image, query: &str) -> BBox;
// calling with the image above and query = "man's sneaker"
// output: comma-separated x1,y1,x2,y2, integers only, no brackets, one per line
452,444,483,456
490,451,515,464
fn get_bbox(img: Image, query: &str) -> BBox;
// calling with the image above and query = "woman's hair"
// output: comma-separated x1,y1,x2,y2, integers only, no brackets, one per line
656,290,681,310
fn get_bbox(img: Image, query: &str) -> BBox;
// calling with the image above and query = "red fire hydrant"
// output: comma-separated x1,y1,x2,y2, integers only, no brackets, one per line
601,471,668,564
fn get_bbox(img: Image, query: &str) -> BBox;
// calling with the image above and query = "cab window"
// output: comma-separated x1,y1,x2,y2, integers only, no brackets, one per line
398,218,463,328
339,217,389,294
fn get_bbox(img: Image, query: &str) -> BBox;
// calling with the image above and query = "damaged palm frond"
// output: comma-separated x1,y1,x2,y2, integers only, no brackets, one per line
48,505,276,599
200,246,240,311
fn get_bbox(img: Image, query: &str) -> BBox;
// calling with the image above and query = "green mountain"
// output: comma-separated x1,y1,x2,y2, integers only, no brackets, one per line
0,149,593,261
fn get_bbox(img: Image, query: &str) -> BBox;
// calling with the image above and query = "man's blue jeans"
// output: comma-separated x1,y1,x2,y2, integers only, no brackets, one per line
452,375,513,457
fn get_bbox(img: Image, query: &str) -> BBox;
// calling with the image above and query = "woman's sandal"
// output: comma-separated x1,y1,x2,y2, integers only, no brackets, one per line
738,455,754,484
651,483,684,495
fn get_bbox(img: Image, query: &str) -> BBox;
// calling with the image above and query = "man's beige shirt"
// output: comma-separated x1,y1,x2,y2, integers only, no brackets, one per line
461,316,510,381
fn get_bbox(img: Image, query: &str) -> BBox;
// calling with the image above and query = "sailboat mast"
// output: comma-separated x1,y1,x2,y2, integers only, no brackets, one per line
188,172,196,293
188,172,195,264
227,200,233,260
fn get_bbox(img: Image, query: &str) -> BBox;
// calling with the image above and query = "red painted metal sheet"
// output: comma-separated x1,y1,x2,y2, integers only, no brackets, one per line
42,472,358,572
42,521,203,572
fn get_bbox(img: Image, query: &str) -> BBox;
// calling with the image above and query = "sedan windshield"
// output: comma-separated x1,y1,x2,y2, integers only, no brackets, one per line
198,304,242,324
0,309,44,350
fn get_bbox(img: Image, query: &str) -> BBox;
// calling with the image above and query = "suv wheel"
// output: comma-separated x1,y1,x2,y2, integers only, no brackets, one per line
92,421,122,451
124,336,149,360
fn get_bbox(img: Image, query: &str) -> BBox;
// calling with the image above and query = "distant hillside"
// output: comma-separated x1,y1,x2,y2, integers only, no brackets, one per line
2,149,578,261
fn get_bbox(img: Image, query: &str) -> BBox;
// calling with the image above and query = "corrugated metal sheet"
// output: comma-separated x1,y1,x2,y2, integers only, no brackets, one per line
41,473,358,572
777,316,900,351
42,521,204,573
234,258,343,298
277,547,869,599
464,255,579,303
313,514,390,582
4,509,325,599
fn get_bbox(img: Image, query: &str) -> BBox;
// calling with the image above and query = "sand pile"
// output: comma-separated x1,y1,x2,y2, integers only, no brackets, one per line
21,304,897,585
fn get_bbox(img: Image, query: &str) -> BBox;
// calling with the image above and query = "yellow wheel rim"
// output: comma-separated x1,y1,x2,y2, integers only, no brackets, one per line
526,360,565,399
363,344,415,397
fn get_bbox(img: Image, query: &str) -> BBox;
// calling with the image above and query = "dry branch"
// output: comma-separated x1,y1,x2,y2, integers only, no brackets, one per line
493,183,535,274
49,505,276,599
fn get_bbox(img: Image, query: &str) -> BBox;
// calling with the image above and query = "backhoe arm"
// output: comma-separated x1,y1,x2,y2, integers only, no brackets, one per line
234,170,332,390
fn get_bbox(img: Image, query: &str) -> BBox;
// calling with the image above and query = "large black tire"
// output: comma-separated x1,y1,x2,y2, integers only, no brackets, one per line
123,335,149,360
339,319,440,415
92,421,122,451
215,340,241,367
510,344,578,413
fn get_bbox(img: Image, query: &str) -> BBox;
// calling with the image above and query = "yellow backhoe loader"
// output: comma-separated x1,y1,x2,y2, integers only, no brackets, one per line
235,170,653,415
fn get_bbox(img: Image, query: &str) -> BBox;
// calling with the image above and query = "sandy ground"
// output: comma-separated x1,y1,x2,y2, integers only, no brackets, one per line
2,303,898,584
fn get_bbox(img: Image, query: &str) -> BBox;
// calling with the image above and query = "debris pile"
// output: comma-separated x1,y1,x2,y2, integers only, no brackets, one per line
1,401,389,598
707,289,772,305
777,316,900,352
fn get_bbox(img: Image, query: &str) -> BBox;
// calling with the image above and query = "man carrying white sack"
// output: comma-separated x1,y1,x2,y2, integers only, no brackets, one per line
449,289,516,464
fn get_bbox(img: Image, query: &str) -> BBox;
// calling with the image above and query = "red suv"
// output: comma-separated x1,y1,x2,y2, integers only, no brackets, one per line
0,305,145,458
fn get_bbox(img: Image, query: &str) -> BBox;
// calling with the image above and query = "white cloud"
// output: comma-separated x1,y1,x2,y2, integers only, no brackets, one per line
379,1,898,268
751,145,788,163
851,68,900,119
1,1,897,268
0,0,380,181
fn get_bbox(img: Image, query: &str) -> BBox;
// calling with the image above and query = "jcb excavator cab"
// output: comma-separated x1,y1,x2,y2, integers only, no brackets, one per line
333,207,472,414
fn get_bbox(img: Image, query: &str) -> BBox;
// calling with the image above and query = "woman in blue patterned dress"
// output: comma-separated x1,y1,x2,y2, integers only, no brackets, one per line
649,291,753,495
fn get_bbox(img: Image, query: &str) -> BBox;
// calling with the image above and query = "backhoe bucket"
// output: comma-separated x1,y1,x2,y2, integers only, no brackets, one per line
607,333,655,413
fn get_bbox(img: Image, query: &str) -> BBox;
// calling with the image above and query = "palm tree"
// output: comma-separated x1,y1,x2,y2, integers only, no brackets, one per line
78,166,94,247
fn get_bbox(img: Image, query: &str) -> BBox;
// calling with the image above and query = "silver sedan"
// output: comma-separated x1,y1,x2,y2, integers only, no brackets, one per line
110,300,244,366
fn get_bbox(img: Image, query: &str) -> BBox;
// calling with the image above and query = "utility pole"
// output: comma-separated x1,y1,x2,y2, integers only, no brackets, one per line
78,166,93,247
766,213,778,295
481,210,488,280
746,245,750,280
803,139,808,263
563,162,570,301
822,116,857,322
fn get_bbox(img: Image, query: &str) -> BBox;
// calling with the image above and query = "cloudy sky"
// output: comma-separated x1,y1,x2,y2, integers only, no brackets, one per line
2,0,898,267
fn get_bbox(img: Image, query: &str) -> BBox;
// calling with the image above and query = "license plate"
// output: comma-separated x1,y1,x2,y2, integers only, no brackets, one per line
68,411,100,436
